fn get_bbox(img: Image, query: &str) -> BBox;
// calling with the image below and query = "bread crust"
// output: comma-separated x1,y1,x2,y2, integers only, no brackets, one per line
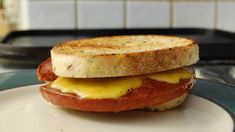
51,35,199,78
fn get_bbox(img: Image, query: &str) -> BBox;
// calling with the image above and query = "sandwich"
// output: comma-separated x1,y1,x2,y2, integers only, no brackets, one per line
37,35,199,112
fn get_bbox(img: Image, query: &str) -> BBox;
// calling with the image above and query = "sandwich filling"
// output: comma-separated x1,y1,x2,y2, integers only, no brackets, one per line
51,68,193,99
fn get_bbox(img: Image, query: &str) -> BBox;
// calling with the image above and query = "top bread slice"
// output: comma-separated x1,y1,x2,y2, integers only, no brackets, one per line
51,35,199,78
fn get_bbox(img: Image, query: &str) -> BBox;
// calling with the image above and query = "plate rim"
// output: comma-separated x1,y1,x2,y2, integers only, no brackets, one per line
0,70,235,131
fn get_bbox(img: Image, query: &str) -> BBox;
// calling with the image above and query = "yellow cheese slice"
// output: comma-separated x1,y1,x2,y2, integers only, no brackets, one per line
51,76,142,99
51,68,193,99
148,68,193,83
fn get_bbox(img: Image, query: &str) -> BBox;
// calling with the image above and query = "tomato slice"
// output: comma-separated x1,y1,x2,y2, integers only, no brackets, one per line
40,77,195,112
37,58,57,82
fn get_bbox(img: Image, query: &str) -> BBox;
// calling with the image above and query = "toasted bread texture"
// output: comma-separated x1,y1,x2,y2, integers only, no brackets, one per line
51,35,199,78
145,93,187,111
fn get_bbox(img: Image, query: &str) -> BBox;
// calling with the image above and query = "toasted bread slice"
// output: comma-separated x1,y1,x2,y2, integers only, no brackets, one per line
51,35,199,78
145,93,187,111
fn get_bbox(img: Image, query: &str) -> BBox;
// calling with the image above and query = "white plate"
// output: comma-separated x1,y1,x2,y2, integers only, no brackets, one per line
0,84,233,132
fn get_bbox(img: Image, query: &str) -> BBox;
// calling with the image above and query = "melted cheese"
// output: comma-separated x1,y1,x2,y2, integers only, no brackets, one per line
148,68,193,83
51,68,193,99
51,76,142,99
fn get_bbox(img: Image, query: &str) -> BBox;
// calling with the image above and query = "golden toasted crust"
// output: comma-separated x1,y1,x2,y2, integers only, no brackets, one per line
51,35,199,78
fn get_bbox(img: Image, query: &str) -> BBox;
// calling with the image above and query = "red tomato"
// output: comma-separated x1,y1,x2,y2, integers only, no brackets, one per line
37,58,57,82
40,77,195,112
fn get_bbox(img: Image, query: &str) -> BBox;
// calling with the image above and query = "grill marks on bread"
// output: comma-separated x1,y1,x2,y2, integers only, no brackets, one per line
51,35,199,78
53,35,194,55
